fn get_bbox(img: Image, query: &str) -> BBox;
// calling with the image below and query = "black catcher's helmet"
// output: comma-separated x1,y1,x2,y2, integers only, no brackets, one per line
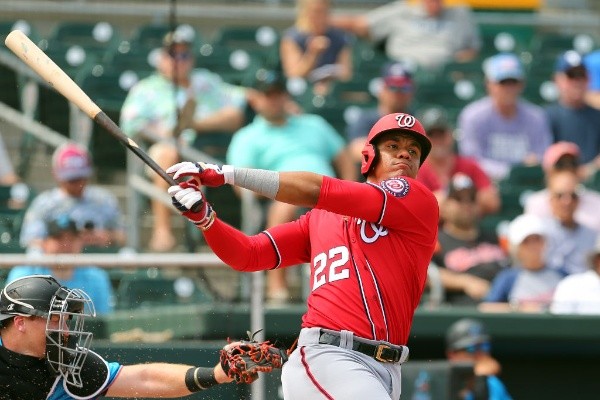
0,275,64,321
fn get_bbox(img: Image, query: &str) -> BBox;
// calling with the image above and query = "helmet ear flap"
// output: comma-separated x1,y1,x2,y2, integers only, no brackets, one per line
360,143,377,176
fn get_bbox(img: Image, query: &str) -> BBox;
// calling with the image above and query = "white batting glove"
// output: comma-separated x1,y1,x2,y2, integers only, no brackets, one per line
168,181,216,230
167,162,234,187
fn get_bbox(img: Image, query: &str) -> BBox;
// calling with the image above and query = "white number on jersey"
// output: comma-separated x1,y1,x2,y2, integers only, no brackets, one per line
312,246,350,291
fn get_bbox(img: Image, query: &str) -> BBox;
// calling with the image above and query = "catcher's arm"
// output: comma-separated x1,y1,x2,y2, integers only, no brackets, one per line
220,331,290,383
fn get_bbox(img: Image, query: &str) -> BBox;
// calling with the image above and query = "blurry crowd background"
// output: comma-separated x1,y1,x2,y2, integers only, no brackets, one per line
1,0,600,313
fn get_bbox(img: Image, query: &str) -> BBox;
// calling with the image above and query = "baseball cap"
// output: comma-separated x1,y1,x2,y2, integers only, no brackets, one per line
52,143,93,182
555,50,587,75
46,214,79,238
447,173,476,202
417,106,450,133
508,214,546,247
162,29,194,48
483,53,524,82
542,141,580,172
252,69,287,93
382,62,414,91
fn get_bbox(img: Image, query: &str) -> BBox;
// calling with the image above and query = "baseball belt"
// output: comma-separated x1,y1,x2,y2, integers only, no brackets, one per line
318,329,409,363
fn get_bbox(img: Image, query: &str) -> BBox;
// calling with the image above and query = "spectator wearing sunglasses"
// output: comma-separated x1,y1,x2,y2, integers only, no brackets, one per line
545,51,600,181
120,29,247,251
524,142,600,233
543,169,598,275
19,143,125,253
445,318,512,400
457,53,552,181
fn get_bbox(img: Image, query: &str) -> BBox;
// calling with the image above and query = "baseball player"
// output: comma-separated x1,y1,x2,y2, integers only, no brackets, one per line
167,112,439,399
0,275,284,400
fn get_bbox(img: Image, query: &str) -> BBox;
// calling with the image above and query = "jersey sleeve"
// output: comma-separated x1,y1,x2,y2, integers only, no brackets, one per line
315,176,439,244
203,215,311,271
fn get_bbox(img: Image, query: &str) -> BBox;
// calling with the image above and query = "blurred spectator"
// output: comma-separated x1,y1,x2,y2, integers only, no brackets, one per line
431,174,507,306
543,169,598,275
226,70,356,303
120,29,247,251
584,49,600,110
0,130,19,185
19,142,125,252
481,214,563,312
280,0,353,95
416,106,500,215
346,62,415,164
445,318,512,399
551,236,600,315
546,51,600,180
332,0,481,70
9,215,114,314
524,141,600,232
457,53,552,181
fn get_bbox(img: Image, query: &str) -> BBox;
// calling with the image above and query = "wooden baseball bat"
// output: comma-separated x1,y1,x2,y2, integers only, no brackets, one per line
4,30,178,186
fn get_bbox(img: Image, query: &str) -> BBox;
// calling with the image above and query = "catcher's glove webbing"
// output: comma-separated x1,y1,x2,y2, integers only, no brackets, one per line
220,330,289,383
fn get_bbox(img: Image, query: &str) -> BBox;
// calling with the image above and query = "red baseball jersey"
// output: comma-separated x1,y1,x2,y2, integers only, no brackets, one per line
205,176,438,345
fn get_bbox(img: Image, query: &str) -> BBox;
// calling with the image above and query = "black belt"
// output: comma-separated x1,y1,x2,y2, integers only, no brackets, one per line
318,330,406,363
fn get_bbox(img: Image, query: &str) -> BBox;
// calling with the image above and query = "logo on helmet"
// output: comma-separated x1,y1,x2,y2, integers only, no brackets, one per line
381,177,410,197
395,114,416,129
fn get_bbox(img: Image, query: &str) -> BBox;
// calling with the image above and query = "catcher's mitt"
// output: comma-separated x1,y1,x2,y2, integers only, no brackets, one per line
220,330,289,383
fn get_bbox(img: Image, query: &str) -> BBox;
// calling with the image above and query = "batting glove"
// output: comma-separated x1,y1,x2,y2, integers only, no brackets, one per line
167,161,234,187
168,180,216,230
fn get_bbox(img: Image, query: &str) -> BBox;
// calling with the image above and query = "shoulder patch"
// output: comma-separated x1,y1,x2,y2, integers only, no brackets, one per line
381,177,410,198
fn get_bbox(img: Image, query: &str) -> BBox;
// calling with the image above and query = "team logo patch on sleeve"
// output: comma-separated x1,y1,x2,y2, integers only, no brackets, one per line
381,177,410,197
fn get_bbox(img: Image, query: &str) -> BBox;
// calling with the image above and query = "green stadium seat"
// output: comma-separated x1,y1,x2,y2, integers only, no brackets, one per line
351,39,393,81
115,269,213,310
47,21,123,62
479,24,535,57
195,44,262,86
0,183,33,253
584,169,600,191
499,164,545,192
211,25,280,68
129,23,202,52
530,31,596,59
0,20,40,110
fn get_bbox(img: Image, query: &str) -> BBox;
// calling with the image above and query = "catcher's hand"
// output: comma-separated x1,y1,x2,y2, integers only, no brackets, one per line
220,330,289,384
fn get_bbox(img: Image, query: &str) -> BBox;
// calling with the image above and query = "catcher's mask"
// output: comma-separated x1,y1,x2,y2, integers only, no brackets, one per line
360,113,431,178
0,275,95,387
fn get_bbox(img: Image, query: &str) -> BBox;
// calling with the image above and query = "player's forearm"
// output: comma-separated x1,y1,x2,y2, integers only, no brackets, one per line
204,218,279,271
229,168,322,208
107,363,228,397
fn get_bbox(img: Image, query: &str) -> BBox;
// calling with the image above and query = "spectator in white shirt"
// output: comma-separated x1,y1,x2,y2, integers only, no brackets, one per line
551,236,600,315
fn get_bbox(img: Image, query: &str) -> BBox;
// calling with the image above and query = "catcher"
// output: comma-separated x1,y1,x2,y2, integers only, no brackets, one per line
0,275,287,400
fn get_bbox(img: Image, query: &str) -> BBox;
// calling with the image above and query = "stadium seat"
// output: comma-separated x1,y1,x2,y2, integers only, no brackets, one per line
115,269,213,310
129,23,202,52
211,25,280,68
47,21,123,62
0,20,40,110
479,24,535,57
195,44,262,86
530,31,596,59
499,163,545,192
0,183,33,253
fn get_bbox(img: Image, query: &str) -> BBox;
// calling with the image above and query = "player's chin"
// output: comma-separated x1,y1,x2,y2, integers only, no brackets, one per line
389,165,415,179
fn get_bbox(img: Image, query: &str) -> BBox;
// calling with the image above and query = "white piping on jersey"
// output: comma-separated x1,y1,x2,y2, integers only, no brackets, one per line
349,254,378,340
366,182,387,225
364,258,390,342
344,219,378,339
262,231,282,269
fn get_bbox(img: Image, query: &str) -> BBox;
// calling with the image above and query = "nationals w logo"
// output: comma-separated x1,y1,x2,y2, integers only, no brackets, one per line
395,113,416,128
357,219,389,243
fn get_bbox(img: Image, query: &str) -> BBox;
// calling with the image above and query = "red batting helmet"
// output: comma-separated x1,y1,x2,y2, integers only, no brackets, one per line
360,113,432,176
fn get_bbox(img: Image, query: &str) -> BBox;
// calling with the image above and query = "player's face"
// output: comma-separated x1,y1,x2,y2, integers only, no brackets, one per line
371,132,421,181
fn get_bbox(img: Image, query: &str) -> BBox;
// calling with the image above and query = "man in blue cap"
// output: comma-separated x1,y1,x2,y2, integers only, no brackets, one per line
546,50,600,181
